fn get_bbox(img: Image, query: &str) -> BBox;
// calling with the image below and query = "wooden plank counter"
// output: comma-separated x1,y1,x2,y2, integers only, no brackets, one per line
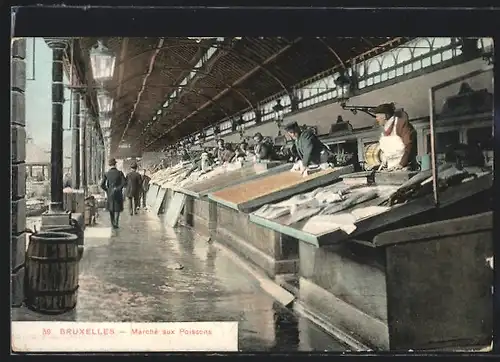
173,162,289,237
209,165,354,212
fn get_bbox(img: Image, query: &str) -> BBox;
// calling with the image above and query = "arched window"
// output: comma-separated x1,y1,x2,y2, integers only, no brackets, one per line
395,47,412,63
356,62,366,77
366,59,381,75
412,38,432,57
430,37,452,50
381,53,396,70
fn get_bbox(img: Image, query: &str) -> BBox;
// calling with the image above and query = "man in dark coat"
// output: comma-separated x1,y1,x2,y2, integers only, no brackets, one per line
100,158,126,229
252,133,277,161
284,121,334,176
140,169,151,208
125,162,143,215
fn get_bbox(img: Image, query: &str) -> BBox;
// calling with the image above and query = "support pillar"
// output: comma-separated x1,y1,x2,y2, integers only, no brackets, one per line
45,38,68,212
11,38,27,307
80,103,87,194
87,123,93,185
71,90,81,189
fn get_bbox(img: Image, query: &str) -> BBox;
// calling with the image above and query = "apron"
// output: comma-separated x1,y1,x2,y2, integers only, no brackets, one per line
379,117,406,169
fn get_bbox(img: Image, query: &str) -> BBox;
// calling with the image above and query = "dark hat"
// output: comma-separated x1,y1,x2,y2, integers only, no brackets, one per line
253,132,263,140
108,158,117,166
284,121,300,132
130,162,138,169
373,103,395,115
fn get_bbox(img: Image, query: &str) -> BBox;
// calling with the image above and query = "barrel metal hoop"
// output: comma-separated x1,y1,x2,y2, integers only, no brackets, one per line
27,256,79,262
31,238,78,244
26,285,79,297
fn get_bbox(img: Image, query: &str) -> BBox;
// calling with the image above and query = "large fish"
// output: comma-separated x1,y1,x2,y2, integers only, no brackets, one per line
320,190,378,215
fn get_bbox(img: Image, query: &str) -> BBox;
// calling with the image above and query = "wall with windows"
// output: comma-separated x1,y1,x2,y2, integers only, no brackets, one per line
200,37,492,145
220,57,492,143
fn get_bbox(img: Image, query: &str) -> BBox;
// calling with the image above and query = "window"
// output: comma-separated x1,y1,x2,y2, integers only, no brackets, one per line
366,59,381,75
396,47,412,63
412,38,432,57
431,53,442,65
356,63,366,77
381,54,396,70
422,57,432,68
430,37,452,49
442,49,453,61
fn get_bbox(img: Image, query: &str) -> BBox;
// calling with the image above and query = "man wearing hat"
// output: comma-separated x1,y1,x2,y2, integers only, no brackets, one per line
284,121,334,176
125,162,143,215
374,103,417,171
252,132,276,161
100,158,127,229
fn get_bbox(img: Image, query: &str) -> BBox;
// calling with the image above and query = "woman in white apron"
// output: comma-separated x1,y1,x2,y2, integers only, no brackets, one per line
374,103,417,171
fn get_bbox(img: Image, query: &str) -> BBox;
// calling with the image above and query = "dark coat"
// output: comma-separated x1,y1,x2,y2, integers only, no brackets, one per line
254,138,276,160
141,174,151,192
295,128,333,166
101,167,126,212
125,170,143,198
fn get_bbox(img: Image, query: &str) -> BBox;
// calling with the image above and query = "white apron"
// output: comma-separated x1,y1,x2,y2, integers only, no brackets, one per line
379,116,405,169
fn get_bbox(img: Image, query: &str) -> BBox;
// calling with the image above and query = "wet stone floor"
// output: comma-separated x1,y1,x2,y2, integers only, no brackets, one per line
14,211,347,352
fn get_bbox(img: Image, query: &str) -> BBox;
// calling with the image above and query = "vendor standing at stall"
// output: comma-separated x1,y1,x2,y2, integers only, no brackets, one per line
374,103,417,171
284,121,334,176
252,132,276,161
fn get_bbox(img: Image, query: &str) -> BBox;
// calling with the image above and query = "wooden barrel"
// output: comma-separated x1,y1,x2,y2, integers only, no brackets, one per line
25,231,79,314
364,143,382,170
42,221,84,260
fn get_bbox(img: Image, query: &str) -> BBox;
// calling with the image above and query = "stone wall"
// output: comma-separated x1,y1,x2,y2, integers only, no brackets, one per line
11,39,27,307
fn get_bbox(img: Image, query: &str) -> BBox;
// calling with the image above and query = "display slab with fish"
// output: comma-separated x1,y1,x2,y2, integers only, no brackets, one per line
208,165,354,212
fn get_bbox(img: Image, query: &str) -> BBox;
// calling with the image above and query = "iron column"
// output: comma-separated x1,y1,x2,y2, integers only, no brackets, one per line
44,38,68,212
80,100,87,194
71,90,81,188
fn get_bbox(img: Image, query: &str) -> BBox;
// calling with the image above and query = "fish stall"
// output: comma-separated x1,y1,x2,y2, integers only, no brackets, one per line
206,164,354,277
248,165,492,350
146,162,195,215
170,161,289,236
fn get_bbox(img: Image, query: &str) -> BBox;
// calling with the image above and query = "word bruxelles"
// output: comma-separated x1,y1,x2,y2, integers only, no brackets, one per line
131,328,213,336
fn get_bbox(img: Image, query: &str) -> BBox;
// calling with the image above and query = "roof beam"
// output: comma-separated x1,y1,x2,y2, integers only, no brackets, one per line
144,39,299,149
115,38,129,107
117,37,164,152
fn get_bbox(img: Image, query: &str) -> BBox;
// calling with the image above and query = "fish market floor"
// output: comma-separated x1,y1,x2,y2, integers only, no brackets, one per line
13,211,347,352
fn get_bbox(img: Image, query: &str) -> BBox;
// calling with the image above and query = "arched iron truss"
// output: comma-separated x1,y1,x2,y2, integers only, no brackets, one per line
142,39,301,149
108,66,258,116
109,39,299,108
112,85,232,129
111,40,296,97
